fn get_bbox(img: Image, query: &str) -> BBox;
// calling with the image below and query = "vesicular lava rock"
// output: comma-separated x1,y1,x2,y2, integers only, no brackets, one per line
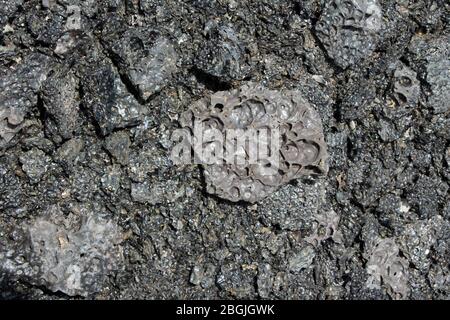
176,83,328,203
366,237,410,299
27,206,124,296
315,0,382,69
306,209,343,246
392,63,420,107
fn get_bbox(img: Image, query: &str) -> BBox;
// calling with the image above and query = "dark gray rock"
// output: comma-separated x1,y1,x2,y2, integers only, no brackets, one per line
0,0,23,29
426,50,450,114
0,53,53,148
102,22,178,101
398,215,449,273
127,142,171,183
288,245,315,273
26,3,66,45
41,70,80,143
101,165,122,194
19,148,52,183
131,179,184,205
104,131,131,165
82,63,149,136
0,205,124,297
55,138,84,172
406,175,448,219
315,0,383,69
257,181,324,231
216,262,255,298
196,22,252,82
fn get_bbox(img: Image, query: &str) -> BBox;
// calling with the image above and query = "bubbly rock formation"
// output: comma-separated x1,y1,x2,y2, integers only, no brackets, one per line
175,83,328,203
392,63,420,107
366,237,410,299
315,0,383,69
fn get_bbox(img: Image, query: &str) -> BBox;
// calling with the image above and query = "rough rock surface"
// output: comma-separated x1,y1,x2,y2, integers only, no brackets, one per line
0,0,448,300
0,205,123,297
315,0,383,69
176,83,328,203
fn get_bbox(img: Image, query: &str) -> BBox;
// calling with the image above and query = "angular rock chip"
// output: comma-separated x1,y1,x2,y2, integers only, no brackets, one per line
104,131,131,165
102,23,177,101
19,148,52,183
0,53,54,148
82,64,149,136
0,0,22,29
196,22,252,81
41,70,80,143
426,50,450,114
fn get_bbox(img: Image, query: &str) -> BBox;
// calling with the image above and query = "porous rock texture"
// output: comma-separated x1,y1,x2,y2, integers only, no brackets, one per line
0,0,448,300
177,83,328,203
315,0,383,69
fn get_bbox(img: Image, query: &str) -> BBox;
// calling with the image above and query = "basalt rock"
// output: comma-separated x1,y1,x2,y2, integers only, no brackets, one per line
175,83,328,203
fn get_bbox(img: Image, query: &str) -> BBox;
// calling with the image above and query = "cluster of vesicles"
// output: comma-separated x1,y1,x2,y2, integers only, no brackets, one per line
315,0,382,69
179,83,328,203
392,63,420,107
366,238,410,299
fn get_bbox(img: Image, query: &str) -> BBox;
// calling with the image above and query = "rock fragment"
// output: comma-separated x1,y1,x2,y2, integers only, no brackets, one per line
257,264,274,298
392,63,420,107
102,23,178,100
41,70,80,143
0,53,53,148
315,0,383,69
365,238,410,299
196,22,252,81
288,245,316,273
19,148,51,183
426,52,450,114
104,131,131,165
176,83,328,203
82,64,149,136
